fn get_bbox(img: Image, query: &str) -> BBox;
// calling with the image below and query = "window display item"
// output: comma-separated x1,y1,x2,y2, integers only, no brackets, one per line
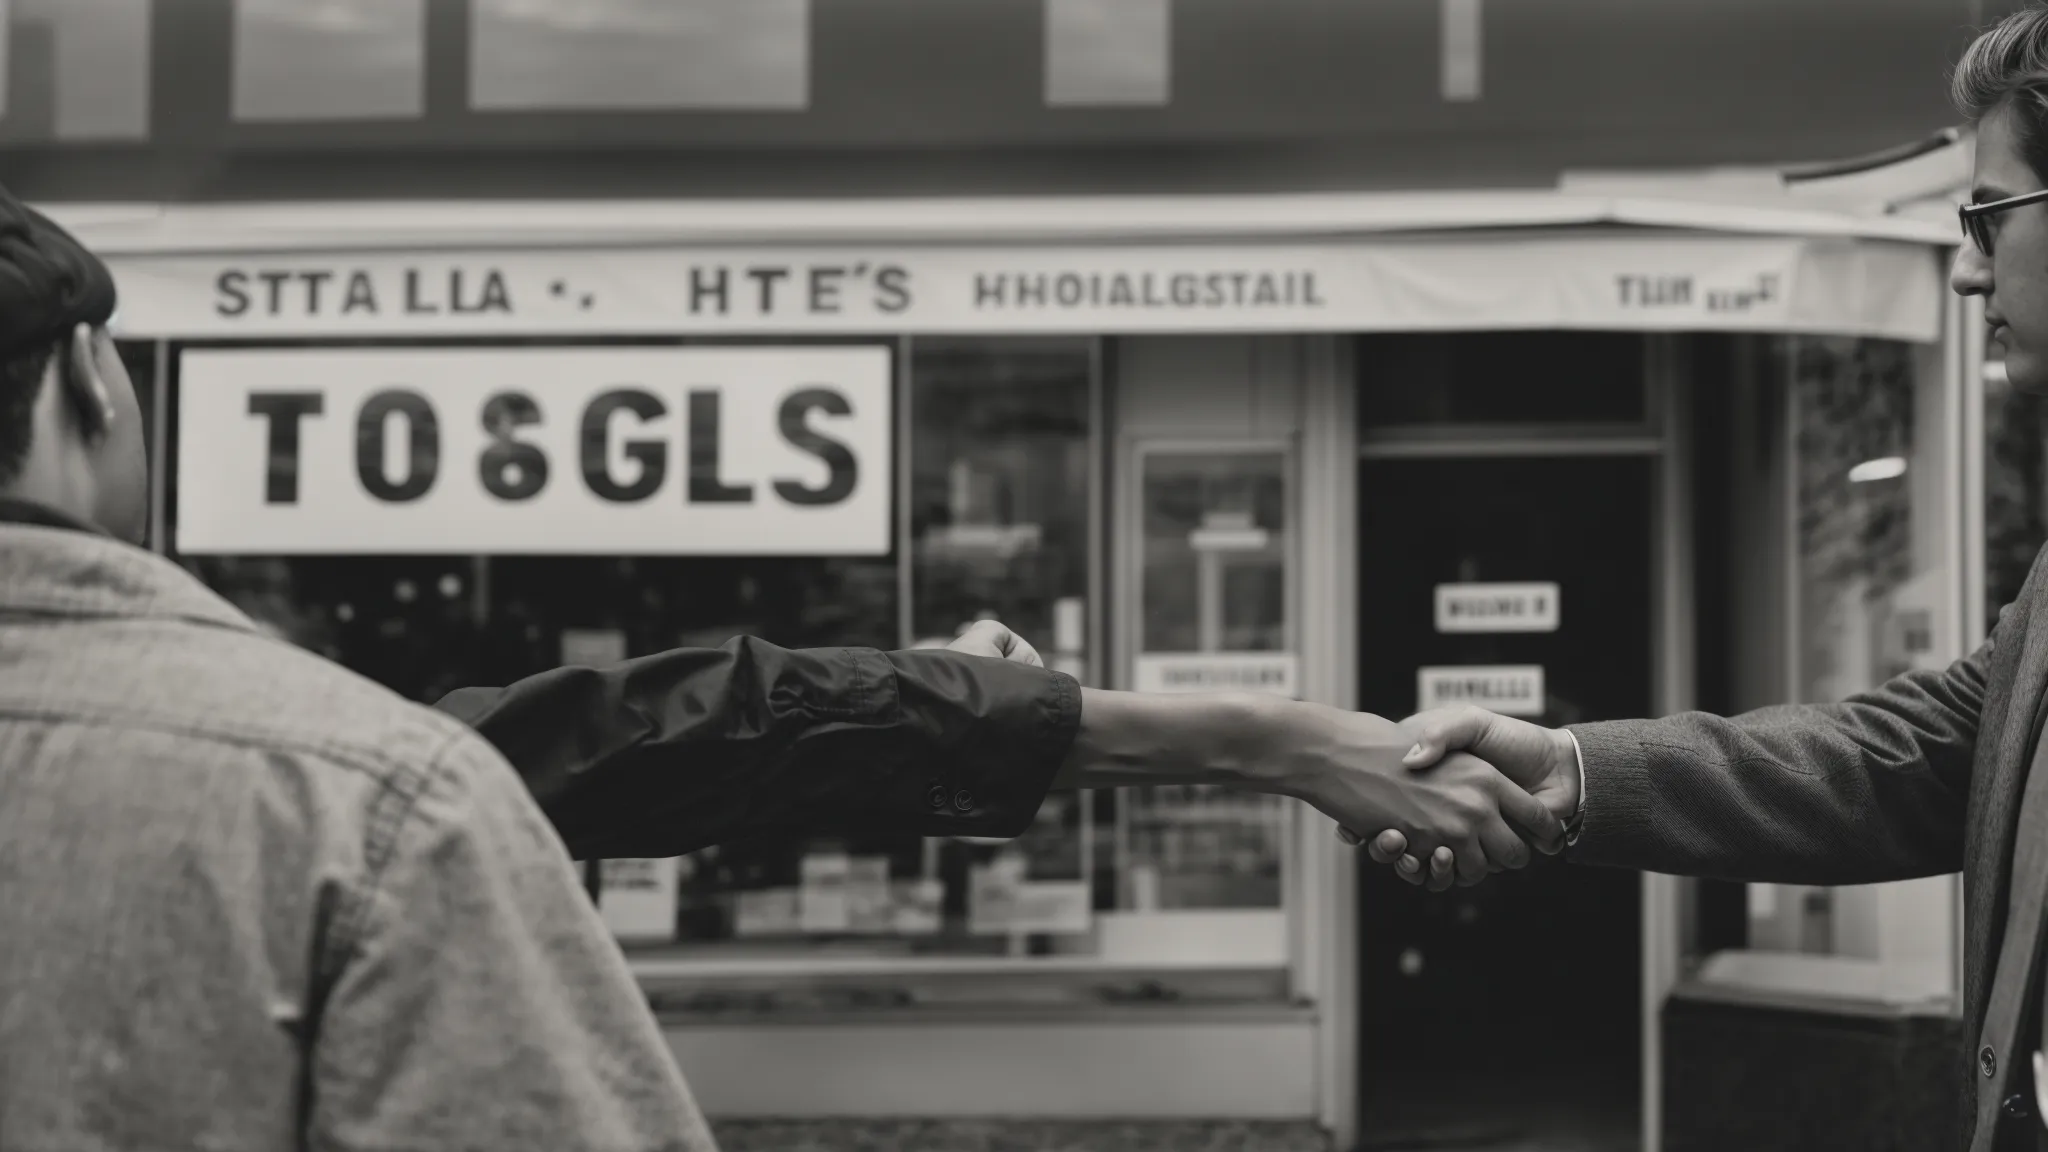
599,858,680,943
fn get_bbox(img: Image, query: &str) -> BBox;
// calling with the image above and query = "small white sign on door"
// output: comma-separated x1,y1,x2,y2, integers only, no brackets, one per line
1416,665,1546,717
1434,582,1561,634
1133,653,1298,697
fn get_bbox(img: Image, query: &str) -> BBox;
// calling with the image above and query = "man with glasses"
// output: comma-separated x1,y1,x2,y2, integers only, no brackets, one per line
1350,7,2048,1149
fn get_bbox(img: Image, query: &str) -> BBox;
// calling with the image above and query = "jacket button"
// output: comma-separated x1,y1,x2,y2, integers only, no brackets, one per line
953,790,975,812
927,785,948,809
1982,1046,1999,1079
2004,1094,2031,1119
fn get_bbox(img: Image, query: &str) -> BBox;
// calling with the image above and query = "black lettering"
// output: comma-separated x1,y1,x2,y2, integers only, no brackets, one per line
246,392,324,504
1205,273,1228,307
974,274,1005,309
773,388,858,507
216,271,250,318
1228,272,1249,305
581,389,668,502
687,390,753,504
478,391,549,502
690,266,731,315
809,266,846,314
747,266,791,314
1617,275,1639,306
874,265,911,313
1171,274,1199,307
1252,274,1281,306
259,271,290,316
1140,273,1164,308
1055,275,1085,307
301,270,332,316
342,272,378,314
470,269,513,314
355,390,439,503
1017,275,1048,308
404,270,440,315
1305,272,1325,307
1108,275,1136,307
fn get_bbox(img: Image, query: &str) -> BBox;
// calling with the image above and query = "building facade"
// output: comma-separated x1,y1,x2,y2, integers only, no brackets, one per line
8,2,2025,1148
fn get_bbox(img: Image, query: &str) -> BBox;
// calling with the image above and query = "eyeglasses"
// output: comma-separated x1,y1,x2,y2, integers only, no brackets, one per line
1961,188,2048,256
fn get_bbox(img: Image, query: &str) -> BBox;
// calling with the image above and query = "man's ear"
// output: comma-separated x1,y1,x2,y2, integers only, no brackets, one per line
57,323,114,444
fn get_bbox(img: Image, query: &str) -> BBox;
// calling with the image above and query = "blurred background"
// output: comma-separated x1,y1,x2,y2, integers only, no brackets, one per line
6,2,2037,1149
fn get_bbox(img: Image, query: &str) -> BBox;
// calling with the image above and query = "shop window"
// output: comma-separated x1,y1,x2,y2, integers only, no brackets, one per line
1713,335,1956,1008
469,0,807,112
1044,0,1171,108
1122,449,1291,913
161,337,1120,968
230,0,425,123
1355,331,1648,430
0,0,150,143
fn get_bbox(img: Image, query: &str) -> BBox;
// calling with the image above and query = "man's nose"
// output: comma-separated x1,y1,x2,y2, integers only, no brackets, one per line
1952,243,1993,297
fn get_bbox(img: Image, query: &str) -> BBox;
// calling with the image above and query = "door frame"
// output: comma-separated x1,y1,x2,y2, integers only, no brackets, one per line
1321,335,1688,1152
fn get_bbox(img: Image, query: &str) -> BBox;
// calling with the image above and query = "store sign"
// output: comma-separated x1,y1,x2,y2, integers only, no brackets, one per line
174,346,891,555
1416,665,1546,717
103,234,1942,343
1434,582,1561,634
1133,653,1299,697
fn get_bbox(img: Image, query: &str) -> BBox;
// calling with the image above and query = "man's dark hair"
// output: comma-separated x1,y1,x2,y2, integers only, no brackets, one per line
0,184,118,486
1955,4,2048,183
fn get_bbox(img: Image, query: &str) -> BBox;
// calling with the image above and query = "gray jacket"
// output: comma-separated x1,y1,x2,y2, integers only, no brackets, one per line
0,520,717,1151
1570,544,2048,1151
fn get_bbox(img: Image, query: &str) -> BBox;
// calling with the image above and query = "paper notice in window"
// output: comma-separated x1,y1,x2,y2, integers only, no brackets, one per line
1416,665,1546,717
598,857,679,943
799,851,853,934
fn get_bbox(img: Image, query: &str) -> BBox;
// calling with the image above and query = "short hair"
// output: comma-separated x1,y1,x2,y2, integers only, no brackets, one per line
1954,4,2048,183
0,184,118,486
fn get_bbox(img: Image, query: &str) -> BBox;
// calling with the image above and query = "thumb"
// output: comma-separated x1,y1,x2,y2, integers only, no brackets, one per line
1402,706,1494,770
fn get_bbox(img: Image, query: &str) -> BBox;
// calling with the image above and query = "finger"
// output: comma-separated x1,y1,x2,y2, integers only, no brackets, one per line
1402,706,1493,770
1449,832,1493,887
1337,826,1361,847
1002,631,1046,668
1475,813,1533,874
1496,778,1568,856
1427,847,1457,894
1397,854,1426,884
1370,830,1409,865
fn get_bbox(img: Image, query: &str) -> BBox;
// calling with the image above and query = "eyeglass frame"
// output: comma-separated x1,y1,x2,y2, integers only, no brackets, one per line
1961,188,2048,255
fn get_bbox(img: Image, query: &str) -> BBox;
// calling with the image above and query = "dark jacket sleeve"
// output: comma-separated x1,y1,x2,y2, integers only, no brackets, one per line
433,637,1083,861
1566,634,1992,886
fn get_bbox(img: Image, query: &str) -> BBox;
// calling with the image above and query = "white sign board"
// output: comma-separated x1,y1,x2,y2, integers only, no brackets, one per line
1434,582,1562,633
101,234,1942,344
599,858,680,943
1133,652,1299,697
1417,665,1546,717
174,346,892,555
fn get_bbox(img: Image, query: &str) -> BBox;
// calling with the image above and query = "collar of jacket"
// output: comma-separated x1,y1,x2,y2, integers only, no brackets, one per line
0,498,258,635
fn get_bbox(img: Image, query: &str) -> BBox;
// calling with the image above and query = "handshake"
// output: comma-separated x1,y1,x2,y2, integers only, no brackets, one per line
946,619,1583,890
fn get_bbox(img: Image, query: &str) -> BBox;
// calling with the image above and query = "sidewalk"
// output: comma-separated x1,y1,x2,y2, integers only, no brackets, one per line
712,1120,1334,1152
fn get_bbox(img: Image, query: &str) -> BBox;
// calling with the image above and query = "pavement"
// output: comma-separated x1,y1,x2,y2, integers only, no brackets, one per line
710,1120,1334,1152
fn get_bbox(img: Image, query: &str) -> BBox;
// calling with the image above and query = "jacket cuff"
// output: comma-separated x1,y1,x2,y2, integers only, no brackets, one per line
887,653,1083,840
1561,720,1653,868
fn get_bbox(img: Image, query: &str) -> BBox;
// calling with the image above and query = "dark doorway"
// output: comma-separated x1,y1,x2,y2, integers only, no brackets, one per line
1355,454,1651,1151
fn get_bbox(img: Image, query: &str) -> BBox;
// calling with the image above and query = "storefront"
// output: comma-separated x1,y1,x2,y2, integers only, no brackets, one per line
49,149,1977,1148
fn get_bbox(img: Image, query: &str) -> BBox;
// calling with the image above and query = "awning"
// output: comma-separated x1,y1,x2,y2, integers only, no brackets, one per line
41,182,1959,344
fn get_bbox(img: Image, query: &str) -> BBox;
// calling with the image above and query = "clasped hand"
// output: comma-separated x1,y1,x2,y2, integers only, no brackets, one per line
1338,705,1583,892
